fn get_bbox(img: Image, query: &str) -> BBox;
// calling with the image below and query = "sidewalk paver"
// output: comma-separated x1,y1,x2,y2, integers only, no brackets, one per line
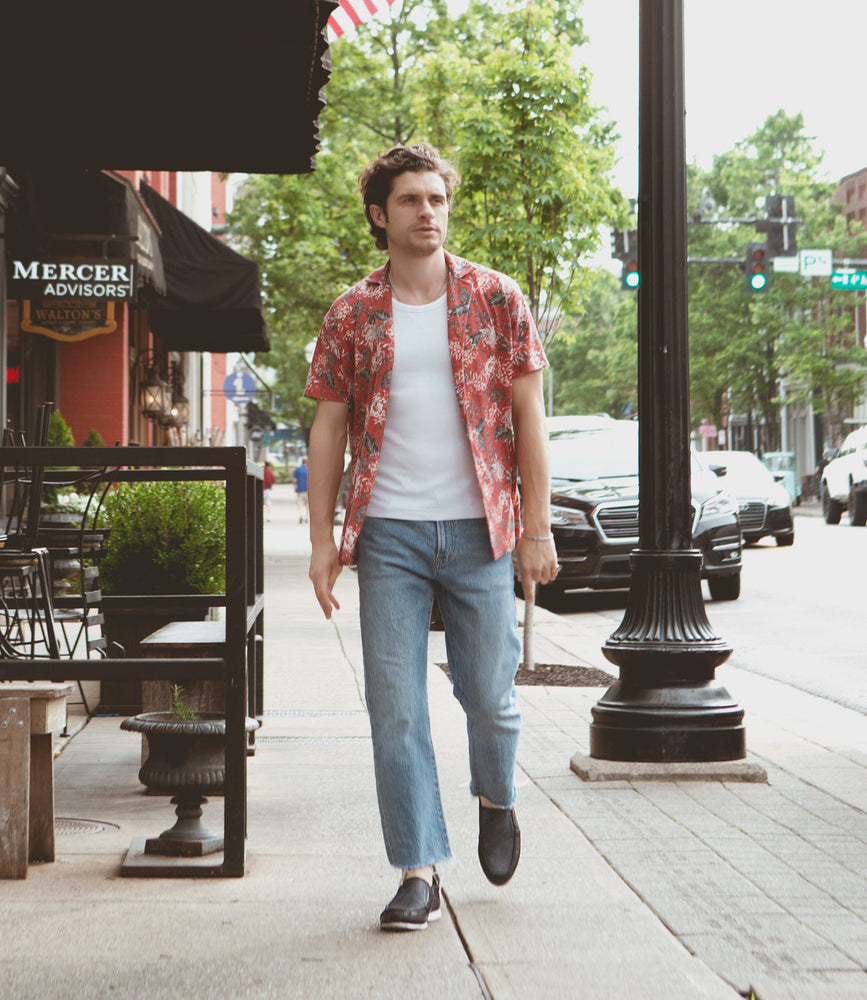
1,484,865,1000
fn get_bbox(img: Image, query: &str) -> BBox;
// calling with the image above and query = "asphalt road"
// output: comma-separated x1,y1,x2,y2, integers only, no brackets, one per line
552,507,867,715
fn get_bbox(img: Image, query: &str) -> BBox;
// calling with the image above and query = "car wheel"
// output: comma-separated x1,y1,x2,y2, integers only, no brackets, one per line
822,485,843,524
775,531,795,547
708,573,740,601
849,489,867,527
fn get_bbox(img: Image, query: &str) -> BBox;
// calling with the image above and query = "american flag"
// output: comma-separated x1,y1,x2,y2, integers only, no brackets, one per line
327,0,398,39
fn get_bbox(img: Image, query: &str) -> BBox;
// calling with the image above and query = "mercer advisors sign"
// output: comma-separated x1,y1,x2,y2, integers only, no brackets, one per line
10,257,136,342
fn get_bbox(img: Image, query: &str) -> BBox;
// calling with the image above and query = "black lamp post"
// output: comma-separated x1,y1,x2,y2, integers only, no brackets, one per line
589,0,746,762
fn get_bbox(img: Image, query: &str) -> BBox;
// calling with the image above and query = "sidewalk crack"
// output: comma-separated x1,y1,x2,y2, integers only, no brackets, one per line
440,887,495,999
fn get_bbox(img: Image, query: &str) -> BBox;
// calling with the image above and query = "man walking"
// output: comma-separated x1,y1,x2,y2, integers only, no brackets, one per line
305,143,558,931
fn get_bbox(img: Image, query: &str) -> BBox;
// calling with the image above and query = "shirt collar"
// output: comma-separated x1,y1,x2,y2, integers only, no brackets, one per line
369,250,470,288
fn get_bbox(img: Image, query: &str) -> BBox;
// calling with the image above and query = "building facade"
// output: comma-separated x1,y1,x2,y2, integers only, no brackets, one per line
2,168,267,449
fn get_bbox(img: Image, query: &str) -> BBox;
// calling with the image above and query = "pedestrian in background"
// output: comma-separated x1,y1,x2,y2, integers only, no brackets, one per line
262,461,275,522
305,142,557,932
293,458,309,523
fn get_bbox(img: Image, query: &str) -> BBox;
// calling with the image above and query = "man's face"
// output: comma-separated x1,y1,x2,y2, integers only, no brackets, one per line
370,170,449,257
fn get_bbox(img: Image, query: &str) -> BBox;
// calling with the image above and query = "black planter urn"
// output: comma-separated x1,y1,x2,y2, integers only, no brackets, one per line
120,712,259,856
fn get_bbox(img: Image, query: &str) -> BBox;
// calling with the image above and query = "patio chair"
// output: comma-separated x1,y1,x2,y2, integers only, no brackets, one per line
0,406,121,715
0,405,60,661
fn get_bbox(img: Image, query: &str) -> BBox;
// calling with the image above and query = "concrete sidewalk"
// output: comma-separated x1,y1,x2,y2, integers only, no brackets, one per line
1,483,865,999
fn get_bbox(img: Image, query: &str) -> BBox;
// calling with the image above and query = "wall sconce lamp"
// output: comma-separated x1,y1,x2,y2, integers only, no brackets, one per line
162,363,190,428
136,350,171,421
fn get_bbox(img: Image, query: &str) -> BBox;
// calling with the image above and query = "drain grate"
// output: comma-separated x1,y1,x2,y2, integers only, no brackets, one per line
256,736,371,746
55,818,119,837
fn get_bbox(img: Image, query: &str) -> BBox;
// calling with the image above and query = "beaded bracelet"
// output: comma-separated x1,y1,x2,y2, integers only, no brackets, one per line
523,533,554,542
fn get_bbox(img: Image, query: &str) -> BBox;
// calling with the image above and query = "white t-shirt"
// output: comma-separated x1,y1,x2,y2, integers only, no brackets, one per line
366,293,486,520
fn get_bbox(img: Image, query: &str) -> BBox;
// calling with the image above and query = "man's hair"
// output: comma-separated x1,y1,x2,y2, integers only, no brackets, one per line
359,142,460,252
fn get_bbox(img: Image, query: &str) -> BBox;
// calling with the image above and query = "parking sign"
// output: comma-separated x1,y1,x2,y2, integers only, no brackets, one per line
799,249,833,277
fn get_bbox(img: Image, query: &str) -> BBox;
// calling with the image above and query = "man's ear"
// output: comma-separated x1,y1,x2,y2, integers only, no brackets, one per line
369,203,387,228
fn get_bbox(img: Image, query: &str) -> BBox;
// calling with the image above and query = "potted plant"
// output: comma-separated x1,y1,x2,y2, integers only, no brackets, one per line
121,685,258,857
98,479,226,714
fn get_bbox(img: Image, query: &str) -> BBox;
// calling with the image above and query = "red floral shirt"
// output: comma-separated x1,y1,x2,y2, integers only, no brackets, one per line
305,252,547,565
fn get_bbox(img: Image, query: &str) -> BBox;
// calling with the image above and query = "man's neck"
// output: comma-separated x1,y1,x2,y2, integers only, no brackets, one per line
387,252,448,305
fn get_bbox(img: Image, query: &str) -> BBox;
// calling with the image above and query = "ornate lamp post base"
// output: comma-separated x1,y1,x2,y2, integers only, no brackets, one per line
590,551,745,762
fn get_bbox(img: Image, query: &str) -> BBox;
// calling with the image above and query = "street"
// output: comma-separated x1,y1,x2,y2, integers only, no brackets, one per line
552,508,867,715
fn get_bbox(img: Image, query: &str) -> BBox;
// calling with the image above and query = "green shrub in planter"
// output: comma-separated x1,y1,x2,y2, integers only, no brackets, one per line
100,480,226,595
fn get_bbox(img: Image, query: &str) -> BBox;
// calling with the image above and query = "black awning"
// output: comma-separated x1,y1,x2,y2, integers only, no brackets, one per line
4,168,165,293
0,1,337,175
138,183,269,355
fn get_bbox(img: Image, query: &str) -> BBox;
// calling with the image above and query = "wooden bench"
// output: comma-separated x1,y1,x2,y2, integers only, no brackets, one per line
140,620,226,716
0,682,74,878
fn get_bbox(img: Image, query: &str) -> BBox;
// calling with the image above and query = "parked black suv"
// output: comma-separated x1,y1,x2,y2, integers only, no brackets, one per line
520,419,743,603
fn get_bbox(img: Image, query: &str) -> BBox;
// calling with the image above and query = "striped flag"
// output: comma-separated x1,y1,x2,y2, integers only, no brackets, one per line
327,0,398,39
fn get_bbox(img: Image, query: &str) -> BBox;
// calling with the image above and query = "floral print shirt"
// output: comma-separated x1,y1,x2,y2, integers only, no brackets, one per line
305,252,548,565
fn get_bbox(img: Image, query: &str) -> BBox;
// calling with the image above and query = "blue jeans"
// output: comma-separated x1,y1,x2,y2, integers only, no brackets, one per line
357,517,521,870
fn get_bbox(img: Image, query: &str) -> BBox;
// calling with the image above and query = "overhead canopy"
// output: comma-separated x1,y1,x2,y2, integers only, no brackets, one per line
5,168,164,294
0,1,337,175
138,182,270,354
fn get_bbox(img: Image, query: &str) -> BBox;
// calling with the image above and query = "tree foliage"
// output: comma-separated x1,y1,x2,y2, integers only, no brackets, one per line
686,111,866,450
227,0,625,428
547,269,637,417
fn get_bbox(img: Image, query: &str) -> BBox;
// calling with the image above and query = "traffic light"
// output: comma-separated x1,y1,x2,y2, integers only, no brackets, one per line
745,242,770,293
612,227,639,290
622,257,640,290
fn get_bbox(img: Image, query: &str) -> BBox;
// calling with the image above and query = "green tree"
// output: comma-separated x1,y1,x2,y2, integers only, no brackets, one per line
686,111,867,451
547,268,637,416
417,0,627,341
228,0,626,426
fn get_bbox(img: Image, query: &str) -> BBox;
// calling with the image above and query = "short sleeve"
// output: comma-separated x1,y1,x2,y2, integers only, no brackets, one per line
305,299,351,403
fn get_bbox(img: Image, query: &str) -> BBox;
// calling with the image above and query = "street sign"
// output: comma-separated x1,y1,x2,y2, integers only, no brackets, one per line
799,249,833,277
831,269,867,290
772,256,800,273
223,371,257,405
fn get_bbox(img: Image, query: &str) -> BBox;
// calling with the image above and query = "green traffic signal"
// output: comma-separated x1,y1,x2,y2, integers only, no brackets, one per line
622,259,640,290
745,242,769,293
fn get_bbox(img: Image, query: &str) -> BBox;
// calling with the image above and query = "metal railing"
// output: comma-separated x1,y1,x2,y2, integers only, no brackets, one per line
0,446,264,878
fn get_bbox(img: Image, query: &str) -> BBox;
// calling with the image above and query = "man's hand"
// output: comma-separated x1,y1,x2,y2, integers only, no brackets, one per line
515,535,559,602
309,539,343,619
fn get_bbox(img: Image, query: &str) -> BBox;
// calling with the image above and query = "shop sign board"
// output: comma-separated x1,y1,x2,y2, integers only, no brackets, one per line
10,258,136,300
10,256,136,342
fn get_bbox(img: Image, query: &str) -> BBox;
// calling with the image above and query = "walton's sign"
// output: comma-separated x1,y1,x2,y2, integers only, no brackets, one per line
10,257,136,341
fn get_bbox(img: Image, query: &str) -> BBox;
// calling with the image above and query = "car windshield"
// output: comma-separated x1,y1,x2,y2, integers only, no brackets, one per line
549,424,638,480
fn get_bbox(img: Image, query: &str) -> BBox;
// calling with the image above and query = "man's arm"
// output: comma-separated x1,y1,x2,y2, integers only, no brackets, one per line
512,370,559,600
308,399,349,618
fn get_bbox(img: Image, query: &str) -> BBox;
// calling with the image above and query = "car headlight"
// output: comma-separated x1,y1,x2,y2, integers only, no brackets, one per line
550,503,590,527
700,490,736,517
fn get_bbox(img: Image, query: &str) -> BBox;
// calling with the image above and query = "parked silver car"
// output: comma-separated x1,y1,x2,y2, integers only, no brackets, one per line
706,450,794,546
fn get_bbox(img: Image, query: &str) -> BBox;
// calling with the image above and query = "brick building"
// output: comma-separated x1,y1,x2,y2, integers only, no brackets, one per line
0,0,336,448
